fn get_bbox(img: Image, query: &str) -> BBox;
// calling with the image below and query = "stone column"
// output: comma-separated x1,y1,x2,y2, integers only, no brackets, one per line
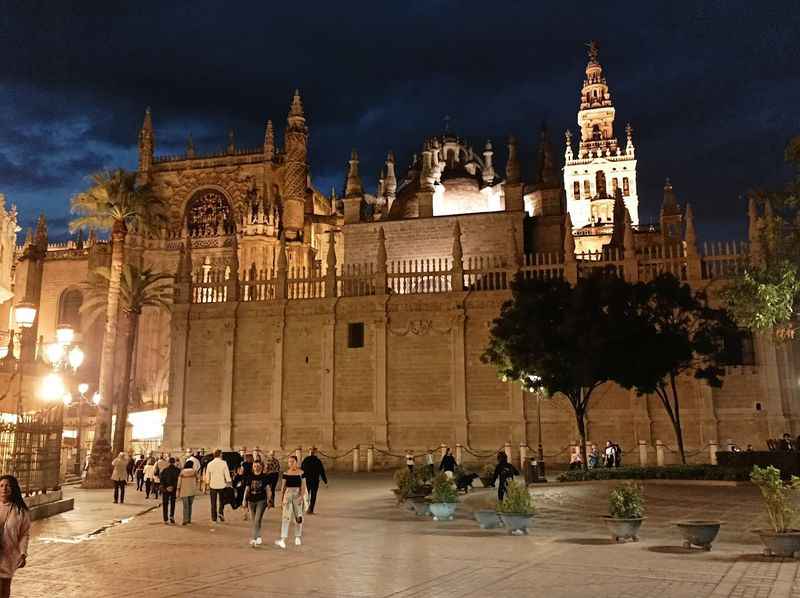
218,308,238,451
455,443,463,465
320,314,335,447
295,447,302,461
164,304,190,450
366,445,374,472
638,440,648,466
271,306,286,448
708,441,718,465
656,440,665,467
504,442,512,463
352,445,360,473
519,443,527,471
451,313,468,445
373,312,389,447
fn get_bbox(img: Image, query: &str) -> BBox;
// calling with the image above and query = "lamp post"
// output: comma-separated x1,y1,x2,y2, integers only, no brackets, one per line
529,374,547,483
11,301,37,416
70,383,99,476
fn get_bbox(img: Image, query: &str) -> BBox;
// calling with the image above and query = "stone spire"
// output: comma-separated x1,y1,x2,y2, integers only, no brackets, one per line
623,209,635,257
176,239,193,283
563,212,576,256
138,107,154,175
283,90,309,240
420,146,435,192
34,213,48,251
505,135,520,184
345,150,363,198
482,140,495,184
684,203,697,251
384,152,397,200
625,123,635,157
581,40,613,110
564,129,573,161
227,129,236,154
264,120,274,160
608,189,626,248
186,133,195,158
661,177,679,215
535,124,559,187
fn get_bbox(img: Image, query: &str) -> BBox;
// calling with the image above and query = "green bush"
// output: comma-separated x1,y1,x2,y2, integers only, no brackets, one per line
556,465,749,483
393,468,417,500
480,464,495,480
751,465,800,533
608,483,644,519
430,473,459,504
497,479,535,515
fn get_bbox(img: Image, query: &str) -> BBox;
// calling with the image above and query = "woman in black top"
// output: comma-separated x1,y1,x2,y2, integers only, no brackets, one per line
274,455,307,549
243,461,269,546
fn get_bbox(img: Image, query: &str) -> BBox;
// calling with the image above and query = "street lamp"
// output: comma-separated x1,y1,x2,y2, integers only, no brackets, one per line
39,372,65,402
45,342,65,365
13,302,37,330
67,346,84,371
55,324,75,347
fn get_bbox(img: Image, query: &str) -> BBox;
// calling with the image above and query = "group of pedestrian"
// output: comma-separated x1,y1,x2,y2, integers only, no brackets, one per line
584,441,623,469
109,446,328,550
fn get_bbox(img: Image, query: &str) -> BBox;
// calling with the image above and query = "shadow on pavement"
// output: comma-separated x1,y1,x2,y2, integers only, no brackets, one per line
555,537,616,545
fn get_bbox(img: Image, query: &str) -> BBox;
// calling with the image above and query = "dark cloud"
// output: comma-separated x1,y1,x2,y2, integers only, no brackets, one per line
0,0,797,241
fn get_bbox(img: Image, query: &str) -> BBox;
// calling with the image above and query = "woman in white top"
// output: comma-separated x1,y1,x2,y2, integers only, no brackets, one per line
143,458,156,499
0,475,30,598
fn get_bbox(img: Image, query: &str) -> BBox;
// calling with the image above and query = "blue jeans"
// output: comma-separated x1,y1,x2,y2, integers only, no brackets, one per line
182,496,195,523
248,499,266,539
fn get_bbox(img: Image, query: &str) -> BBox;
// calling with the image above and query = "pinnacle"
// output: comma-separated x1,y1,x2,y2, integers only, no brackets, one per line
290,89,304,116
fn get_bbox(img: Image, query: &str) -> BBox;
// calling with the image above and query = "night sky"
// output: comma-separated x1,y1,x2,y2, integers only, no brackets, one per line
1,1,797,241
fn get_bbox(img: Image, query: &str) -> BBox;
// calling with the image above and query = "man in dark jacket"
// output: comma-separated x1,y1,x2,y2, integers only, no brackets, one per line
159,457,180,524
300,447,328,514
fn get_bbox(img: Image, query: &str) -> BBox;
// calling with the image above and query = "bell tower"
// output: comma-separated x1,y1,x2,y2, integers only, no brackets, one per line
564,41,639,234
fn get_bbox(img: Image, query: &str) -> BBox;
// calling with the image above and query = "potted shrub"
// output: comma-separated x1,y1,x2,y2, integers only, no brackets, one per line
751,465,800,557
428,473,458,521
393,468,414,503
497,479,535,535
480,464,495,488
674,520,723,551
604,483,644,542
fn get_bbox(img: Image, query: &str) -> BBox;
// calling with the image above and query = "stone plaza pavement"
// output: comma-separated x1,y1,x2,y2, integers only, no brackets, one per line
12,474,800,598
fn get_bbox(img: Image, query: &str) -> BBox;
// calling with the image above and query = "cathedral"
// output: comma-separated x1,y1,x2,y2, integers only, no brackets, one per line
3,43,798,468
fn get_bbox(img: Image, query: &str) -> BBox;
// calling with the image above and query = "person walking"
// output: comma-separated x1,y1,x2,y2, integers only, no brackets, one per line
264,450,281,508
111,452,128,504
176,461,198,525
143,457,156,499
405,450,414,472
126,452,136,482
0,475,30,598
274,455,307,549
135,455,145,491
244,461,270,546
159,457,180,524
300,447,327,515
491,452,519,502
439,448,457,479
206,449,232,522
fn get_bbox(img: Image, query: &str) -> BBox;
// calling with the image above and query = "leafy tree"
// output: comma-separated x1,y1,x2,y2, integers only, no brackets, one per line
70,169,166,484
615,274,739,464
482,274,631,469
81,265,173,456
723,136,800,339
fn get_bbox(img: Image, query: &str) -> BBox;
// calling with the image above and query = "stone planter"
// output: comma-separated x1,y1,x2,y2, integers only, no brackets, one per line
756,530,800,558
675,520,722,551
604,516,644,542
473,509,502,529
498,513,534,535
408,496,431,517
429,502,457,521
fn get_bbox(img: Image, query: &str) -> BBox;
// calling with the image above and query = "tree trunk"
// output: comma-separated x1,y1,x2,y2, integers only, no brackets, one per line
112,311,138,456
83,221,126,488
575,407,589,471
669,374,687,465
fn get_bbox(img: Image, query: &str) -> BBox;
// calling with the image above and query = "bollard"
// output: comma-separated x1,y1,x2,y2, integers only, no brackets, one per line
440,443,448,459
638,440,648,467
353,445,360,473
455,443,463,465
709,441,718,465
295,447,302,461
656,440,665,467
519,443,527,472
366,445,374,472
504,442,512,463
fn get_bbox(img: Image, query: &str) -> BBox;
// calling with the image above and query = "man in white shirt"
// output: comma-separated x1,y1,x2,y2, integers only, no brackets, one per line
205,449,232,522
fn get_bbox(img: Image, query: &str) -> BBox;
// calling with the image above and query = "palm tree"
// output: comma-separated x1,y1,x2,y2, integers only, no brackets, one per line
70,169,166,487
81,265,174,456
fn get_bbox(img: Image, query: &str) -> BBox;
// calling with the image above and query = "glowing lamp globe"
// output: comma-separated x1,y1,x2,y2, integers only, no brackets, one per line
78,383,89,395
91,392,102,406
55,324,75,346
67,346,84,370
40,373,65,401
62,392,73,406
13,302,36,329
45,343,65,365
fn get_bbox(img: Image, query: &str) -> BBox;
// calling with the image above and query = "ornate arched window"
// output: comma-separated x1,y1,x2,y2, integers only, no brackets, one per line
592,124,601,141
623,177,630,196
58,288,83,330
573,181,580,200
583,180,591,199
185,189,233,236
595,170,607,198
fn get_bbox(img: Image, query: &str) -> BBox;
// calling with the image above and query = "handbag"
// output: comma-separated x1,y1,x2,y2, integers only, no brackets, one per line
222,485,236,508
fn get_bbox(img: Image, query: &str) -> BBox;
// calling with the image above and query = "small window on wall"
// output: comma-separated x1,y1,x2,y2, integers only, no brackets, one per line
622,177,630,196
347,322,364,348
573,181,580,200
583,180,591,199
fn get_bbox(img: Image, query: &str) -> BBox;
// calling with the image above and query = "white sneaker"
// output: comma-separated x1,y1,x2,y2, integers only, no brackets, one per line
255,537,262,545
295,537,302,546
249,539,256,547
274,538,286,549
